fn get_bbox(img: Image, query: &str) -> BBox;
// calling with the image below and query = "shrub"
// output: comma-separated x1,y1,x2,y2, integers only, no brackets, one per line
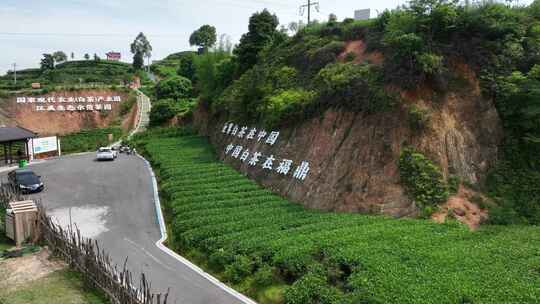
309,41,346,71
316,63,394,113
283,269,341,304
177,53,196,81
486,203,524,225
139,85,155,99
486,160,540,225
399,148,449,213
194,49,232,101
448,175,461,194
341,19,371,40
208,248,235,272
343,52,357,62
149,99,178,126
120,92,137,116
417,53,445,76
223,255,254,284
261,89,317,127
272,247,318,280
253,265,275,287
270,66,298,90
214,67,267,123
155,76,192,100
407,104,431,131
60,128,123,154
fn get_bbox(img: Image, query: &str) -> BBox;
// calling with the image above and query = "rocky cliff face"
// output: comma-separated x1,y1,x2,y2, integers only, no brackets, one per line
2,89,131,135
193,64,503,218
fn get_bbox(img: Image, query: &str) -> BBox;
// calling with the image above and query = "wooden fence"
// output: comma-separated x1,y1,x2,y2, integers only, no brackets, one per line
0,182,24,208
0,183,170,304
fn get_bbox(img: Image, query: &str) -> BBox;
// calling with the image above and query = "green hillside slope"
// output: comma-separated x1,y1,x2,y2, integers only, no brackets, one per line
132,128,540,304
0,60,135,91
150,51,197,79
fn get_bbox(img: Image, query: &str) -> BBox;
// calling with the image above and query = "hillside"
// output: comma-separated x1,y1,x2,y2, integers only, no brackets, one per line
121,0,540,303
132,128,540,304
150,51,197,79
176,1,540,226
0,60,136,91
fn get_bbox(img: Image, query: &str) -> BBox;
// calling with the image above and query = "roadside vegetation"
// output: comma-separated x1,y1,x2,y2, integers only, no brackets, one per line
131,128,540,304
0,269,109,304
60,127,123,154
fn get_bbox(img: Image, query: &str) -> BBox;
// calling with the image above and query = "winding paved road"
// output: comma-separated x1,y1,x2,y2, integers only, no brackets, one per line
18,153,247,304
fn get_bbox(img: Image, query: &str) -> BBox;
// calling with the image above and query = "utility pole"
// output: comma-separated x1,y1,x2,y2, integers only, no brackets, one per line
12,63,17,85
300,0,319,24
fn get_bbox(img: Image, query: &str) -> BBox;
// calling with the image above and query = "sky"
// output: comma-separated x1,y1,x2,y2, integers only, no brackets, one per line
0,0,532,75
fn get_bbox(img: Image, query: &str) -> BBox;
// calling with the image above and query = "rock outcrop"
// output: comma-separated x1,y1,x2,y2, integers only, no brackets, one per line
194,64,503,218
2,89,132,135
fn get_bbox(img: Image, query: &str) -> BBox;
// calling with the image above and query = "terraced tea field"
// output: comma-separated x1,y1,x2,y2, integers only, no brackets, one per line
133,128,540,304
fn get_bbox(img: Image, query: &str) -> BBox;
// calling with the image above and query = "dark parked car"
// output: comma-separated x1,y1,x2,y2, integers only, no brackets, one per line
8,169,44,193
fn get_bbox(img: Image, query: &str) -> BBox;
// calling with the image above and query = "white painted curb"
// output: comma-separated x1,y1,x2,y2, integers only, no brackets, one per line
137,154,258,304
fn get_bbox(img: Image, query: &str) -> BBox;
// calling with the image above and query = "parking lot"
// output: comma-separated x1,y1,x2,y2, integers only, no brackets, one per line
2,153,243,304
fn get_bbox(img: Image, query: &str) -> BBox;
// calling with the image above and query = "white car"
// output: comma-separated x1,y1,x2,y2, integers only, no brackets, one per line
96,147,116,161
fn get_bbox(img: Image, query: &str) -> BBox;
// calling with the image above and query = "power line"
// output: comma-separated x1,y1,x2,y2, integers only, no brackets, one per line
299,0,320,24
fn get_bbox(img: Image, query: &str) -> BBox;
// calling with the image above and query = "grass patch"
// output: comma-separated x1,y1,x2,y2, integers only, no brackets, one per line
132,128,540,304
0,234,13,253
0,269,109,304
60,127,123,154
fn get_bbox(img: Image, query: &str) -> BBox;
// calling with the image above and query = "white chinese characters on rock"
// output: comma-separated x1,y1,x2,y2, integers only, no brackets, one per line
16,95,121,113
224,144,310,181
221,122,310,181
222,122,280,146
35,104,114,112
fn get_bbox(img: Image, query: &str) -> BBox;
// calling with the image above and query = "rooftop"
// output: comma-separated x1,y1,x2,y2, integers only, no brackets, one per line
0,126,37,143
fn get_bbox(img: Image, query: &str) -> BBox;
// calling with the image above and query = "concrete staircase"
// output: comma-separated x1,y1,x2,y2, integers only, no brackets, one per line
128,89,151,139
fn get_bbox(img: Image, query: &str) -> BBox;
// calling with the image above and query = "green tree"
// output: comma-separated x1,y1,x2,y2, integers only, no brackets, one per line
148,100,177,126
189,25,217,52
40,54,55,70
84,53,90,60
177,54,196,81
148,99,195,126
70,52,74,60
94,53,100,61
234,9,280,75
53,51,67,63
131,32,152,69
155,76,192,100
194,50,233,101
133,52,144,70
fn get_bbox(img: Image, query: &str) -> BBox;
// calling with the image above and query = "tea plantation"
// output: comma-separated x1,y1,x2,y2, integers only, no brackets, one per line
0,60,134,91
60,127,123,154
133,128,540,304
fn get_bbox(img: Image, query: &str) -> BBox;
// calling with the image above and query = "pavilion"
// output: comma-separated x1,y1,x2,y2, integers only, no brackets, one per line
0,126,37,166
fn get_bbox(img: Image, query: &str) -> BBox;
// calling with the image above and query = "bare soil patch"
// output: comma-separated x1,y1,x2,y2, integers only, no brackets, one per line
0,247,64,292
432,186,489,230
338,40,383,65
